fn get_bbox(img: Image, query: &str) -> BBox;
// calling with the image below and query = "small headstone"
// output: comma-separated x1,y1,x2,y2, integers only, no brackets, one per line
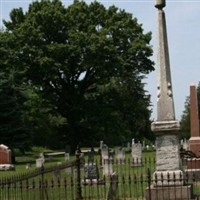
101,144,113,176
0,144,12,164
36,158,44,168
26,163,31,169
63,146,71,161
64,153,70,161
183,138,188,150
127,142,131,150
131,141,142,167
103,159,113,176
88,147,95,164
116,148,125,164
100,141,104,150
39,152,45,164
83,163,99,184
0,144,15,171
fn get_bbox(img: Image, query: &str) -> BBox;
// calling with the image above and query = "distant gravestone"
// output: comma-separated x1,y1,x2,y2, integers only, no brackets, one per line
65,145,71,161
127,142,131,150
183,138,189,150
88,147,95,164
101,145,113,176
0,144,15,171
83,163,99,184
116,148,125,164
36,158,44,168
131,141,142,167
0,144,12,164
100,141,104,150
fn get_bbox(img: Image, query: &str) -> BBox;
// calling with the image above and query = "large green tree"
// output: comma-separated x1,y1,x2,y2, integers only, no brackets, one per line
0,0,154,150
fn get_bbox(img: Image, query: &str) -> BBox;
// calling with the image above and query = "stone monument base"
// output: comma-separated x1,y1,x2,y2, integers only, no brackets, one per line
0,164,15,171
145,184,193,200
153,170,183,186
186,158,200,169
82,179,98,185
189,137,200,157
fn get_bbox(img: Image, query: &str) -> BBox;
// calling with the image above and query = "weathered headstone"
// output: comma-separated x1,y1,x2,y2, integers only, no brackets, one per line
131,141,142,167
101,145,113,176
0,144,12,164
127,142,131,150
36,158,44,168
87,147,95,164
83,163,99,184
116,148,125,164
100,141,104,150
0,144,15,171
64,145,71,161
183,138,189,151
26,163,31,169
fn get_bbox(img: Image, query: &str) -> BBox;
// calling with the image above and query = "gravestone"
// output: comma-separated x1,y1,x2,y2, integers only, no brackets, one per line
83,147,99,184
64,145,71,161
83,163,99,184
87,147,95,164
101,145,113,176
183,138,189,151
116,148,125,164
0,144,15,171
131,141,142,167
36,158,44,168
127,142,131,150
100,141,104,150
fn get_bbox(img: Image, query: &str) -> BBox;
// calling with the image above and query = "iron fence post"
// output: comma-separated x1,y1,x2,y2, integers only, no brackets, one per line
147,168,152,200
41,164,45,200
76,145,83,200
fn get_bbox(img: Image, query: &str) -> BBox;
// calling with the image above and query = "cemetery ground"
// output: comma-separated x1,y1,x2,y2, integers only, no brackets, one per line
1,146,200,199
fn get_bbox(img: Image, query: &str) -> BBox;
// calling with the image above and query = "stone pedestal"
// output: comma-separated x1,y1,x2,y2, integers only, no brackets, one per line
186,158,200,169
152,121,181,173
189,137,200,157
146,185,193,200
0,164,15,171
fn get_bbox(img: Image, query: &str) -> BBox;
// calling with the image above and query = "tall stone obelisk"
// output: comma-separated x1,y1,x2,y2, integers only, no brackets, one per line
151,0,181,181
147,0,193,199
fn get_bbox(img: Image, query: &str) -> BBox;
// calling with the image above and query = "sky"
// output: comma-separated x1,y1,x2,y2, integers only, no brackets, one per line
1,0,200,120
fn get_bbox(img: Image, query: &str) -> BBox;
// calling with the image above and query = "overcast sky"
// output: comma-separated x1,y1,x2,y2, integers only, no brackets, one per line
1,0,200,120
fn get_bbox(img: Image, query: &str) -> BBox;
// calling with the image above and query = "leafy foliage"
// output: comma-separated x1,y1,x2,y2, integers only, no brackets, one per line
0,0,154,150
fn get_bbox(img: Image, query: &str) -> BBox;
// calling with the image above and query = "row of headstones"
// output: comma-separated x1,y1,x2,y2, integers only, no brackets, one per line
33,138,188,171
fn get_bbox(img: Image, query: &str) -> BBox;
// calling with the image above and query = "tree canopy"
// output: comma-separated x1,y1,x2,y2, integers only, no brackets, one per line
0,0,154,151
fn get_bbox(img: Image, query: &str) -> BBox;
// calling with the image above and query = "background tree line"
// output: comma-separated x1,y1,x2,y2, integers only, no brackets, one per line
0,0,155,152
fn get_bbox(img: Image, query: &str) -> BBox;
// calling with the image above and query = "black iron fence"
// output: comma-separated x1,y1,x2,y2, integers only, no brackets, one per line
1,149,200,200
